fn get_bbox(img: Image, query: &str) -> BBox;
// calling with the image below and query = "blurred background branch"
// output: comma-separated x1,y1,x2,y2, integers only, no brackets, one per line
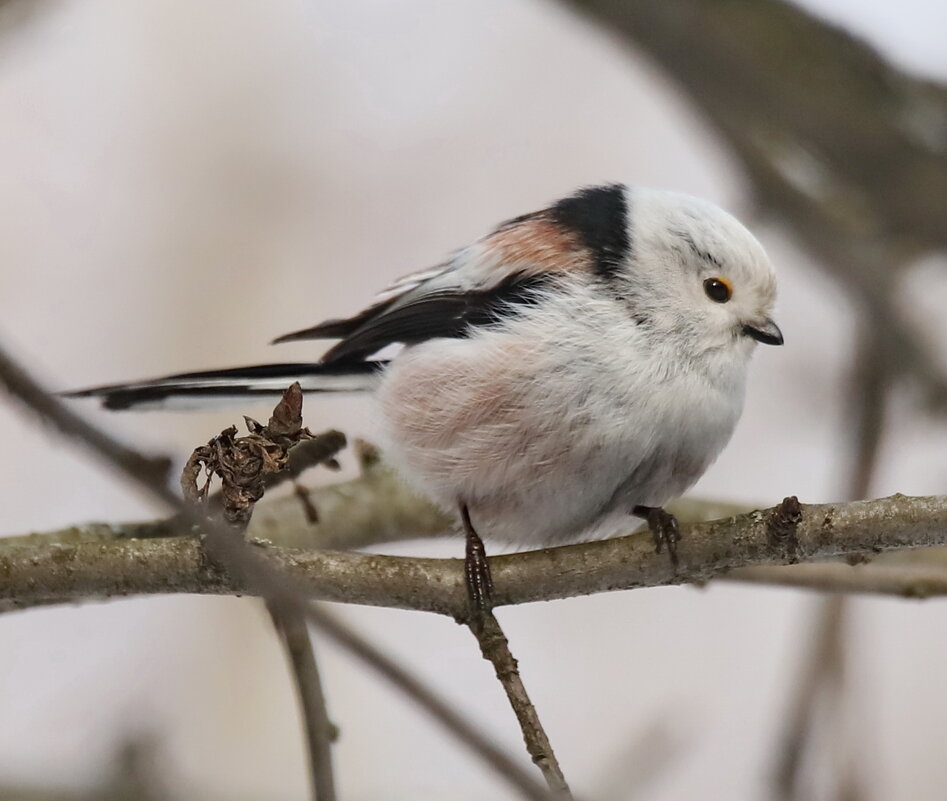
562,0,947,411
0,0,54,40
0,737,166,801
266,602,338,801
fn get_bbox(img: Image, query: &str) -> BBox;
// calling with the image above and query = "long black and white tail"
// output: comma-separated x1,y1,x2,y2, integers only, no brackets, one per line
64,361,386,411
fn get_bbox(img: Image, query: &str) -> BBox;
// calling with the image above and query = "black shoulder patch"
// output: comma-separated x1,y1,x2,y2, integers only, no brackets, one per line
550,184,630,277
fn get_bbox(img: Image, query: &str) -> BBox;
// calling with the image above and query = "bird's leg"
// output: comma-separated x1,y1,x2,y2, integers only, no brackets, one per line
460,503,494,630
633,505,681,568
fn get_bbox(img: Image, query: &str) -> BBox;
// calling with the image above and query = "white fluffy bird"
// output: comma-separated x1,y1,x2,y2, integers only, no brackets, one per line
70,184,782,614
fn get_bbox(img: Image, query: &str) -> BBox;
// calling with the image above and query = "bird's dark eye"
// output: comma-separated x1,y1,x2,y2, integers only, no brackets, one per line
703,277,732,303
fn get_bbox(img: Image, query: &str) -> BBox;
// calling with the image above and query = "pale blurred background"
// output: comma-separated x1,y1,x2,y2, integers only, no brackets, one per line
1,1,946,799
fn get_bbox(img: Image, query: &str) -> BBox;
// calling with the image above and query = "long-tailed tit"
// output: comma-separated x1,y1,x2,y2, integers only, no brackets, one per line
69,184,783,617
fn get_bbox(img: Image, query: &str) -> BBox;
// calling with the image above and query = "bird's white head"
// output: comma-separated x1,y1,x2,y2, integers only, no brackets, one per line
620,187,781,359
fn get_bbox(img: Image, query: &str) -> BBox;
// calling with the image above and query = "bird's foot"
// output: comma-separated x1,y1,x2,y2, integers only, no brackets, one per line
461,504,494,631
633,505,681,568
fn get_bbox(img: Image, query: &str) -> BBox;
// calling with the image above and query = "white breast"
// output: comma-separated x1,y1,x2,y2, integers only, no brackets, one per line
374,280,748,546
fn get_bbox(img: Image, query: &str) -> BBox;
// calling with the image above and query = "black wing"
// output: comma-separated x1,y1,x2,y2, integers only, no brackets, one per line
274,273,549,367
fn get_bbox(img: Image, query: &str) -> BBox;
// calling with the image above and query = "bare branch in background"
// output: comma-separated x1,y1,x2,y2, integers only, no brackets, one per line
0,735,167,801
0,440,451,553
771,595,848,801
0,0,56,42
559,0,947,409
268,601,338,801
847,321,891,504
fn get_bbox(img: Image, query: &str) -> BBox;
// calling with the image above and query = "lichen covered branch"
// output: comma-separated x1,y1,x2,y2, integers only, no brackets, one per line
3,493,947,615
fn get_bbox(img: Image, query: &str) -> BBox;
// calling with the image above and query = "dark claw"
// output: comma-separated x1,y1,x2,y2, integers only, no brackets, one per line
461,504,494,630
633,505,681,569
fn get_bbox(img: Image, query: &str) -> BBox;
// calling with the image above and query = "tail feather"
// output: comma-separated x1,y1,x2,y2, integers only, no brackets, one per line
271,297,398,345
64,361,386,411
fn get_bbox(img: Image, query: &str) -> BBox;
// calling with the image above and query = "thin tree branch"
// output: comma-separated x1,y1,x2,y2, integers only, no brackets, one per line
279,596,552,801
267,601,338,801
0,342,552,801
470,613,573,798
3,495,947,614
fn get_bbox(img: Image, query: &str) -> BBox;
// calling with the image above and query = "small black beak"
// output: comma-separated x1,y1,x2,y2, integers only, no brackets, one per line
743,319,784,346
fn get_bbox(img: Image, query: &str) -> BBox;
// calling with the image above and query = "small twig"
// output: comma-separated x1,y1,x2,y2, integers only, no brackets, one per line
267,600,338,801
0,341,551,801
293,599,551,801
180,385,320,527
198,431,347,522
469,613,573,799
275,432,346,486
292,481,321,524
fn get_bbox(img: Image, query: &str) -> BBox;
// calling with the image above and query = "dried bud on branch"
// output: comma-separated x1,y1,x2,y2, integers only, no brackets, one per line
180,383,342,528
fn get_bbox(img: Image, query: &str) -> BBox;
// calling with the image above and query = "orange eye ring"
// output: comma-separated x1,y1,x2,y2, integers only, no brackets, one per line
703,277,732,303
